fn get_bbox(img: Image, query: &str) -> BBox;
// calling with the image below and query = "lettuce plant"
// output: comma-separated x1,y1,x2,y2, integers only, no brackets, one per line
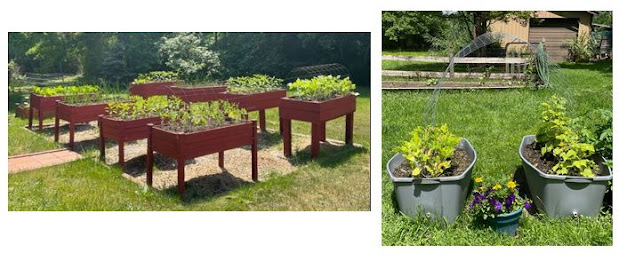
536,95,598,177
160,100,247,133
33,85,99,97
287,75,356,101
107,95,185,120
226,74,283,94
395,124,461,178
469,177,531,220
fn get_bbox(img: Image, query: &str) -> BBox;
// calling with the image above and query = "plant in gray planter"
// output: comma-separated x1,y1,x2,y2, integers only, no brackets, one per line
520,95,612,218
469,178,532,236
386,124,477,223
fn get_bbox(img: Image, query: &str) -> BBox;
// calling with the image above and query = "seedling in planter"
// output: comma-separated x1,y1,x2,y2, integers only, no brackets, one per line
107,95,185,121
226,74,284,94
395,124,460,177
287,75,357,101
159,100,247,133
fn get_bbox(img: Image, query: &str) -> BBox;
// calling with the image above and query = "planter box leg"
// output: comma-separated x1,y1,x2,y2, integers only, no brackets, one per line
252,121,258,181
311,122,320,158
38,109,43,130
28,105,33,129
218,151,224,168
283,118,292,157
279,118,283,136
99,119,105,162
118,141,125,167
177,157,186,196
69,123,75,150
54,116,59,142
345,113,354,145
320,122,326,142
146,127,153,186
259,109,266,131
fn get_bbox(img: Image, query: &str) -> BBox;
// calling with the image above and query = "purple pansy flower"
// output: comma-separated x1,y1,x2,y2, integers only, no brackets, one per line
494,201,503,212
524,202,532,210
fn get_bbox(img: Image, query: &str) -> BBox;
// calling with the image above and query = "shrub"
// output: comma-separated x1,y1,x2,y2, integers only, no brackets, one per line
287,75,356,101
469,177,531,220
107,95,185,120
131,71,178,85
576,109,612,162
564,34,597,62
159,100,247,133
536,95,598,177
226,74,283,94
395,124,461,178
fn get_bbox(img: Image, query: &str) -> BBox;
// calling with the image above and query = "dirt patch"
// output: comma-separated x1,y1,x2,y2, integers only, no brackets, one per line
522,143,556,174
393,148,471,178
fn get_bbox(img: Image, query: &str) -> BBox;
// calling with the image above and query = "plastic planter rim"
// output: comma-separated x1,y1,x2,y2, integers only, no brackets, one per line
519,135,612,182
387,137,477,183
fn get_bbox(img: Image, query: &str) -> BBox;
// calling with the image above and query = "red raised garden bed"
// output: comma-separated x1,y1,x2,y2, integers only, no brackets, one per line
146,120,258,196
279,94,356,158
28,93,64,130
225,89,287,131
54,101,109,149
98,115,162,167
129,82,228,103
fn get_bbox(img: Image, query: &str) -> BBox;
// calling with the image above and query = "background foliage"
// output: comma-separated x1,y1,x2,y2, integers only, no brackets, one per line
8,32,370,86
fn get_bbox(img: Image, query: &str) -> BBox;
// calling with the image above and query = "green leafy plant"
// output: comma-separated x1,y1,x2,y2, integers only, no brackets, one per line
575,109,612,166
107,95,185,120
287,75,357,101
159,100,247,133
226,74,284,94
478,66,493,86
33,85,99,97
395,124,461,178
536,95,598,177
131,71,178,85
425,78,439,86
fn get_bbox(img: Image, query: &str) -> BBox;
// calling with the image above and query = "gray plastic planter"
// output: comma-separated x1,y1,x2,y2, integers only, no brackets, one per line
387,138,477,223
519,135,612,218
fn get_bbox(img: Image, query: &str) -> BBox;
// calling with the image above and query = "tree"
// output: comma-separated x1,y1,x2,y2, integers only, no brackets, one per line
158,33,222,81
593,11,612,26
382,11,445,50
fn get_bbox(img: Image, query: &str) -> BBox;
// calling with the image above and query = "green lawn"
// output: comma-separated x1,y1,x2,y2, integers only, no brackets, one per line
382,50,437,57
8,88,370,211
382,61,612,245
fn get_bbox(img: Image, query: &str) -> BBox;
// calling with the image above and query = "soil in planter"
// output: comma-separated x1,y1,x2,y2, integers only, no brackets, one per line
522,143,603,176
393,148,471,178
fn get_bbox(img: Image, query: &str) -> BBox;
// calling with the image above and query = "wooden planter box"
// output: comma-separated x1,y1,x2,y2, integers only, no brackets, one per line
28,93,64,130
98,115,162,167
279,94,356,158
146,120,258,196
172,86,228,103
54,101,109,149
128,82,177,98
225,89,287,131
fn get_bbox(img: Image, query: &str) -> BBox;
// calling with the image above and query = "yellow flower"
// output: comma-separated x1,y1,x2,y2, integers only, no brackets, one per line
474,177,483,183
479,186,485,191
493,184,502,190
507,181,517,189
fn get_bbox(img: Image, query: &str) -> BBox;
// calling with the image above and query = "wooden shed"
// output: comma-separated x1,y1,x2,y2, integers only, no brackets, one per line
490,11,597,61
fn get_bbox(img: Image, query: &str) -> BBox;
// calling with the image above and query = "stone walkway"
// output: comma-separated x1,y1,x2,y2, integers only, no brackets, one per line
8,149,82,174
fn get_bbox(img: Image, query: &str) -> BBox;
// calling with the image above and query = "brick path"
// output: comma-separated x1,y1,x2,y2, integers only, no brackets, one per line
8,149,82,174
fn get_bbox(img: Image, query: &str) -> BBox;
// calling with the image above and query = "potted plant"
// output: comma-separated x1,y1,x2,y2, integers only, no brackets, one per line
224,74,287,131
98,95,185,167
469,178,532,236
386,124,477,223
54,91,119,149
29,85,99,130
280,75,357,158
128,71,179,98
146,100,258,196
519,95,612,218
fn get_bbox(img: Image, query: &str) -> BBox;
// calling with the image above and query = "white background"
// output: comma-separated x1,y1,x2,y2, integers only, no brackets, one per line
1,0,617,260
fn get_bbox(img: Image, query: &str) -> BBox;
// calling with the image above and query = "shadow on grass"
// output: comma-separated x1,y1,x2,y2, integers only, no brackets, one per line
558,60,612,74
121,154,197,175
290,142,367,168
164,171,254,203
8,91,28,113
512,166,540,216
